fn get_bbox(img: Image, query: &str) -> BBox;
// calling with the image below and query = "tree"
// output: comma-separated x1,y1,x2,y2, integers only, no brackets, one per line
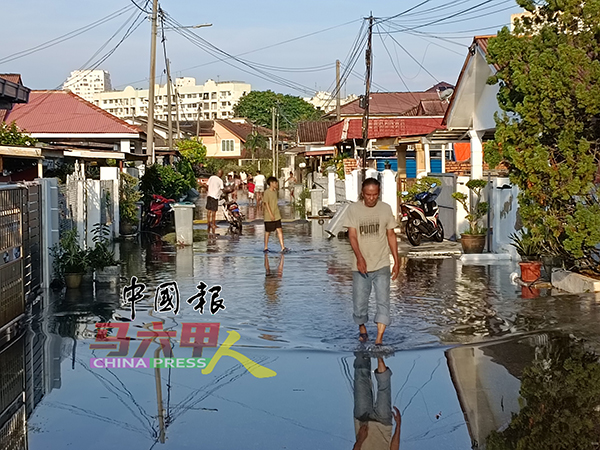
0,122,37,146
232,90,322,130
176,138,207,166
484,0,600,271
244,130,269,161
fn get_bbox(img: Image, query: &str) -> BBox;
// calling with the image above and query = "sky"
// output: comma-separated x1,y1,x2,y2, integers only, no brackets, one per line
1,0,524,98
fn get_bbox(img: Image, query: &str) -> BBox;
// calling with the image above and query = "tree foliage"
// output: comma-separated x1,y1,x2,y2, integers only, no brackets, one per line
484,0,600,270
232,90,322,130
0,122,37,146
139,163,195,204
486,335,600,450
176,138,207,166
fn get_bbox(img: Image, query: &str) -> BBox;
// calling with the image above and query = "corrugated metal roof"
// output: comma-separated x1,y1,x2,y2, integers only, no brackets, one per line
325,117,445,146
297,121,332,144
4,90,142,135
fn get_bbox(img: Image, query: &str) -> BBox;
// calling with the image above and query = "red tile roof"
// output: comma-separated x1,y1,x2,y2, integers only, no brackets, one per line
325,117,445,146
338,91,447,116
0,74,23,84
4,90,141,135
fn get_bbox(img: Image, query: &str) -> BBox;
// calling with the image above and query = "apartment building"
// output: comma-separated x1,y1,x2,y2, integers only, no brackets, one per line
93,78,251,122
303,91,358,113
63,69,112,102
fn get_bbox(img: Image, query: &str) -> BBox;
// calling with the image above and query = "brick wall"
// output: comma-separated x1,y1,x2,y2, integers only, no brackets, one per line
444,160,508,176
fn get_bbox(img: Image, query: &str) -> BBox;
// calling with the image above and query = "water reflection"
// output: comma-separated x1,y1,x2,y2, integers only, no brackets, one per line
353,353,401,450
264,253,284,302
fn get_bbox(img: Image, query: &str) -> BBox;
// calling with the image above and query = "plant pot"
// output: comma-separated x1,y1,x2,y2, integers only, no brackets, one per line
94,265,120,286
120,221,137,236
460,234,486,254
521,286,540,299
64,273,84,289
519,261,542,283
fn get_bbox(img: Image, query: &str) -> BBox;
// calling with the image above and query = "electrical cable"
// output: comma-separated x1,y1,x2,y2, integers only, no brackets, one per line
0,5,136,65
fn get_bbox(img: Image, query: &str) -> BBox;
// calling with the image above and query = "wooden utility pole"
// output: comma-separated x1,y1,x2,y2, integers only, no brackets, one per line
166,58,173,152
147,0,159,164
275,109,279,179
175,87,181,141
361,15,374,178
272,106,276,176
336,59,341,122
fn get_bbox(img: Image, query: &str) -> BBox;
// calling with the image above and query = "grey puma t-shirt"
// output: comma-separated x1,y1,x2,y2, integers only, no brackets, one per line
344,200,397,272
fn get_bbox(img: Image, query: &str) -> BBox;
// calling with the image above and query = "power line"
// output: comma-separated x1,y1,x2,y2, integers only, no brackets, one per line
0,5,136,66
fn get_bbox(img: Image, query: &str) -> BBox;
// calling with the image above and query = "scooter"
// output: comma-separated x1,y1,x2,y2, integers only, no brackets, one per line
220,194,244,235
145,194,175,229
400,183,444,246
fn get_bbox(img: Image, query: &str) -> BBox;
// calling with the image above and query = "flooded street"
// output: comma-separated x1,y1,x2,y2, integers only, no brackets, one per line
10,197,600,449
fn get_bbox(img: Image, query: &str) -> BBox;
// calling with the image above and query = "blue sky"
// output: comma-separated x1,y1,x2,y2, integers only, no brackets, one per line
2,0,523,96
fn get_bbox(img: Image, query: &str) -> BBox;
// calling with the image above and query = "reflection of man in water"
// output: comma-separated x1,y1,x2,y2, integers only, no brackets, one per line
353,353,401,450
264,254,284,301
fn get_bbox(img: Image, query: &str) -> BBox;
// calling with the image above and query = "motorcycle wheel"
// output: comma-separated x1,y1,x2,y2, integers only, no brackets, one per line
406,220,422,246
435,219,444,242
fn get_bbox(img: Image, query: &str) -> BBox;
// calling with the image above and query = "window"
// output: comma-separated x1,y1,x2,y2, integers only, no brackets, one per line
211,92,217,99
221,139,235,152
211,102,217,110
203,93,209,100
212,112,217,119
221,102,227,108
204,102,209,110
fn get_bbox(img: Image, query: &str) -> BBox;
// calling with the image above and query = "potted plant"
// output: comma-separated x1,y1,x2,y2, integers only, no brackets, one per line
510,229,543,282
452,179,489,254
88,223,120,285
120,172,143,236
50,229,89,289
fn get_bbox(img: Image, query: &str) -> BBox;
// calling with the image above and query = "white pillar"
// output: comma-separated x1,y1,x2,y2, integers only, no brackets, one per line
366,168,378,180
350,169,361,202
441,144,446,173
345,172,355,202
86,180,102,248
327,170,336,206
41,178,60,288
424,142,431,174
381,169,397,216
469,129,484,180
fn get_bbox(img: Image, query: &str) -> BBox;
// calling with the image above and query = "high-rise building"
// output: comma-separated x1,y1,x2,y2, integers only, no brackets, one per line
63,69,112,102
93,78,251,122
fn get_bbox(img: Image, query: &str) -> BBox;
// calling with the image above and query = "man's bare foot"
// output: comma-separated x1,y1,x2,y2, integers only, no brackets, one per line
358,324,368,343
375,322,386,345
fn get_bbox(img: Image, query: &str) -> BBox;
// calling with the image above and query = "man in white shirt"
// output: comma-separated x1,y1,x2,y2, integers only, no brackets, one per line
206,170,224,235
344,178,399,345
253,170,266,205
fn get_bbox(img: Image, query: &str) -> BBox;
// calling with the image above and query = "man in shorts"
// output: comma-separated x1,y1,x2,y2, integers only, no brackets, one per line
206,169,224,235
254,170,266,205
263,176,289,253
344,178,399,345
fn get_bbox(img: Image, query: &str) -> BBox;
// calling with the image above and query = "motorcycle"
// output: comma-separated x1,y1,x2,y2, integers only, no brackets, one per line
400,183,444,246
145,194,175,229
220,194,244,235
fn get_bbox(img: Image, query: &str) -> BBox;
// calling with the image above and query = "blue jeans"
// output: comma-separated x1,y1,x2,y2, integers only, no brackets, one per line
354,353,393,426
352,266,391,326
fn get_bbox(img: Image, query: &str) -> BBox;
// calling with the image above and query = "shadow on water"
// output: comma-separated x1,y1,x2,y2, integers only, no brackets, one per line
4,193,600,449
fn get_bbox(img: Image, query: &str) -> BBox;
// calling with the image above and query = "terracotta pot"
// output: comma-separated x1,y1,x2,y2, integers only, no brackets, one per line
460,234,486,254
64,273,83,289
521,286,540,299
519,261,542,283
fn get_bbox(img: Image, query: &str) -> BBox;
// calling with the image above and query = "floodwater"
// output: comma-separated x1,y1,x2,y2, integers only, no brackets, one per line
6,193,600,449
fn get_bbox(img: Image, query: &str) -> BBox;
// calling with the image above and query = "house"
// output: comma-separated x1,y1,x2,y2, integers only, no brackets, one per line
180,119,273,160
4,90,146,171
442,36,502,179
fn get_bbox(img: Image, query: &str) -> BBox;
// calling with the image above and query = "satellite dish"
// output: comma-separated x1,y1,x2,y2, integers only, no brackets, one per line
438,87,454,101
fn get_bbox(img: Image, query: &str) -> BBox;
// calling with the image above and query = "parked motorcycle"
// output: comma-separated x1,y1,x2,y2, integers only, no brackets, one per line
220,194,244,235
400,183,444,246
145,194,175,229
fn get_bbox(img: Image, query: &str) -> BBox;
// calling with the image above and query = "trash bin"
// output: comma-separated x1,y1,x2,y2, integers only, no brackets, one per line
310,189,325,216
172,203,195,245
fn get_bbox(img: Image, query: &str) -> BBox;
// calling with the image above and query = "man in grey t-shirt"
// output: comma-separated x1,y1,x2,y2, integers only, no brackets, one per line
345,178,399,345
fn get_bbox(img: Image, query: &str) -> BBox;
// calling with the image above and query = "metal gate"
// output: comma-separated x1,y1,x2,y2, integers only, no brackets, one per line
0,186,25,331
428,172,457,241
22,182,41,302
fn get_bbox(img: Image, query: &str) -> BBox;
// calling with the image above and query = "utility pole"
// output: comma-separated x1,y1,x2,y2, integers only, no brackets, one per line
336,59,341,122
275,109,279,179
166,58,173,152
361,15,374,179
147,0,159,164
271,106,276,176
175,86,181,141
